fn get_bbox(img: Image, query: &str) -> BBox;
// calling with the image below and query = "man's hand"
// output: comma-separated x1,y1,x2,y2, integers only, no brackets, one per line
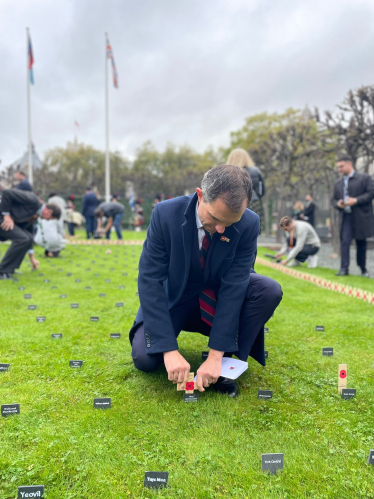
279,260,287,266
337,199,345,209
196,349,223,392
0,215,14,231
275,252,282,259
163,350,190,383
29,254,39,270
345,197,357,207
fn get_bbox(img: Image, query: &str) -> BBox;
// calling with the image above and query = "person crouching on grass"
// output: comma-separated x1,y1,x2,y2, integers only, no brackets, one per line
276,216,321,268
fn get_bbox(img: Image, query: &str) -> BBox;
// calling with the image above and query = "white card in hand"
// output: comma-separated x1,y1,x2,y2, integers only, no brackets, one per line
194,357,248,382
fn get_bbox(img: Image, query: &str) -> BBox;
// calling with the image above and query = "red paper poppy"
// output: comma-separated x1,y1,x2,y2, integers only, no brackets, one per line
339,370,347,379
186,382,194,390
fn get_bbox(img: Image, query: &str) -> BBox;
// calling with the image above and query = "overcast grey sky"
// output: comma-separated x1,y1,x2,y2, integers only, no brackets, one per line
1,0,374,168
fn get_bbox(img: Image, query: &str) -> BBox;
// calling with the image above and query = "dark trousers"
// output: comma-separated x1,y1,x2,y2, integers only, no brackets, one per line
295,245,319,263
0,223,34,274
106,213,123,240
85,216,96,238
67,222,75,236
340,213,367,271
131,274,282,373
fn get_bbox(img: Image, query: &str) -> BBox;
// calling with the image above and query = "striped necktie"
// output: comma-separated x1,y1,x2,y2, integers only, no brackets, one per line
199,231,217,326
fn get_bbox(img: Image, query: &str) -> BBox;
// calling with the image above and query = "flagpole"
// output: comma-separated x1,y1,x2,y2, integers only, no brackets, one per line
105,33,110,202
26,27,33,186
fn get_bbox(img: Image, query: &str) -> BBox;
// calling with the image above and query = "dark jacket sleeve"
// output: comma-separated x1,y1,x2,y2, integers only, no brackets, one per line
81,195,87,217
303,203,315,217
0,189,39,218
208,216,260,352
332,182,342,210
356,175,374,205
138,204,178,353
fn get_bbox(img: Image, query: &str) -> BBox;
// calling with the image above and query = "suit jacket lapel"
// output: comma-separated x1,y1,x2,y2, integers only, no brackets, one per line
179,194,197,303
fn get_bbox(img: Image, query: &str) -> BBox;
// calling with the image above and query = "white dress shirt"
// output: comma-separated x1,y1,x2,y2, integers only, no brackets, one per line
195,202,206,250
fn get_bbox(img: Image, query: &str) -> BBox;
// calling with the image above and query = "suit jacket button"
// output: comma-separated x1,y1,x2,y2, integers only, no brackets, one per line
146,342,151,348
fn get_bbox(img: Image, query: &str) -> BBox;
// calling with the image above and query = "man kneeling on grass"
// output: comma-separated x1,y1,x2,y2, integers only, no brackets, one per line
276,216,321,268
129,165,282,398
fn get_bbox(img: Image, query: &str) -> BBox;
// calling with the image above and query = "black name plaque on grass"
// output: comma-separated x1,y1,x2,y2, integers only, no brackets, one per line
116,302,124,307
24,294,31,299
264,351,268,359
36,317,46,323
1,403,20,417
322,348,333,356
19,286,25,290
28,305,37,310
60,294,67,298
183,393,199,403
144,471,169,489
264,327,269,333
18,485,44,498
315,326,324,331
90,317,99,322
69,360,83,368
341,389,356,400
75,279,81,283
94,398,111,409
258,390,273,399
99,293,106,297
368,450,374,466
51,334,62,339
70,303,79,308
262,453,284,474
110,333,121,339
0,364,10,372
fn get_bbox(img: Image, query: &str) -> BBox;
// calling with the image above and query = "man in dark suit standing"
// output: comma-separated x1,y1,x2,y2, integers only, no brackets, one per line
82,187,99,239
0,189,61,279
129,165,283,397
15,171,32,191
333,154,374,277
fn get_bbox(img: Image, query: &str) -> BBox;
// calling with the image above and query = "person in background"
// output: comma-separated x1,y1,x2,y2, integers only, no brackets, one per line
152,194,162,211
276,216,321,268
65,195,76,236
34,216,66,257
82,187,99,239
0,189,61,279
226,148,266,232
94,199,125,239
48,192,66,236
333,154,374,277
133,199,145,232
303,194,316,227
15,171,32,192
292,201,304,221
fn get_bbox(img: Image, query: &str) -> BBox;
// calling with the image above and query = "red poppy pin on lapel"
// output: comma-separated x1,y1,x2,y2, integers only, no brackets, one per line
220,236,230,242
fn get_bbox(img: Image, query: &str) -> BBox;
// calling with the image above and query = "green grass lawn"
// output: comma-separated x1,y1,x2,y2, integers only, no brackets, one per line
1,242,374,498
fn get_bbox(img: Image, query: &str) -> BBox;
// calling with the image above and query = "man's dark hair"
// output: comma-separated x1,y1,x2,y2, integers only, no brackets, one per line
336,153,353,163
46,203,61,219
17,170,26,177
86,186,92,191
201,164,252,212
280,216,292,228
94,208,103,218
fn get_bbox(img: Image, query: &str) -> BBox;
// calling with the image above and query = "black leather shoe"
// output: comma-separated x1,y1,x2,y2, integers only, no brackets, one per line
212,377,239,398
362,270,370,278
335,270,349,276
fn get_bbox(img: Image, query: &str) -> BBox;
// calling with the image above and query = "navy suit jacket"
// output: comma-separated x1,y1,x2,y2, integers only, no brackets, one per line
16,178,32,191
131,193,260,358
82,192,99,218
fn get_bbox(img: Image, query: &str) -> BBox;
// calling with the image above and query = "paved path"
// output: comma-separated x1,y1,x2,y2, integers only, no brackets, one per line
258,235,374,278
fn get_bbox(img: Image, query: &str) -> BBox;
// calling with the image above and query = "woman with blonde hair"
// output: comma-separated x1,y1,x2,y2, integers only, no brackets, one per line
227,148,266,231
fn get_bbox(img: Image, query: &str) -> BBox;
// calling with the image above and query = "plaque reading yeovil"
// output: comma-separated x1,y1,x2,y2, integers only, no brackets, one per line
1,403,20,417
144,471,169,489
69,360,83,368
94,398,111,409
262,453,284,474
18,485,44,498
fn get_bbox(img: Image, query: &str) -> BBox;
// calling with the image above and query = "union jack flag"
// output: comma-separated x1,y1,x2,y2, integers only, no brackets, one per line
106,35,118,88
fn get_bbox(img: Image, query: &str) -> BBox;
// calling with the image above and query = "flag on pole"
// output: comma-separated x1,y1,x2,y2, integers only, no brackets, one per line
106,34,118,88
28,33,34,85
74,120,80,129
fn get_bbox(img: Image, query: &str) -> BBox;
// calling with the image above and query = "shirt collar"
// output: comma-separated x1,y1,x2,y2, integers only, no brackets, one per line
344,170,355,180
195,201,203,230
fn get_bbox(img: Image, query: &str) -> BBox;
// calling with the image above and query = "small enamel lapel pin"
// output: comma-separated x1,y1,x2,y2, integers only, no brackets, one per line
220,236,230,242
